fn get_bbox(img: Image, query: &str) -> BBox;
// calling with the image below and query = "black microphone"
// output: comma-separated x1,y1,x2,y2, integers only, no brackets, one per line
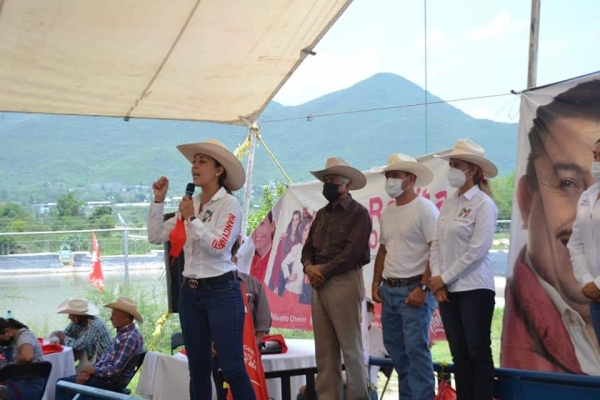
185,183,195,199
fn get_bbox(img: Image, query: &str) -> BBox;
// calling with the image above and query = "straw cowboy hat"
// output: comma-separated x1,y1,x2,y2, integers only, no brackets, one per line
56,296,99,317
310,157,367,190
434,139,498,178
382,153,433,187
177,139,246,191
104,297,143,324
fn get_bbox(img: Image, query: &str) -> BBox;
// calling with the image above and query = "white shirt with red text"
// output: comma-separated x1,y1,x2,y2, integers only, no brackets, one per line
148,187,240,279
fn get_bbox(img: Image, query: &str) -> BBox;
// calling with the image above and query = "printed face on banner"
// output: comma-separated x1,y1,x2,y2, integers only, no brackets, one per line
522,118,598,305
504,76,600,374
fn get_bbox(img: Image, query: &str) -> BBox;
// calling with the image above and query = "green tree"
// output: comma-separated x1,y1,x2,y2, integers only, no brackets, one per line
246,183,286,235
94,214,116,231
0,203,38,254
57,192,83,217
0,203,32,230
89,206,113,224
491,172,515,220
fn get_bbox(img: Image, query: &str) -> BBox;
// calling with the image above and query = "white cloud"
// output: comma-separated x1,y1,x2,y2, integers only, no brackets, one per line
273,47,381,106
464,108,495,119
468,13,511,41
415,28,446,48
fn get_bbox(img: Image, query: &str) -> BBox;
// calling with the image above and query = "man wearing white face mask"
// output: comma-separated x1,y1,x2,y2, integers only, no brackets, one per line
568,138,600,346
371,153,438,400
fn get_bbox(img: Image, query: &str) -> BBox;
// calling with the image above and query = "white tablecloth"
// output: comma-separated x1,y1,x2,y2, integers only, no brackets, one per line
136,339,316,400
43,346,76,400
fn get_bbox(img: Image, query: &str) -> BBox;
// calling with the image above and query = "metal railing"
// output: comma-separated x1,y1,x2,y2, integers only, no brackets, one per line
0,221,514,256
56,381,133,399
369,357,600,399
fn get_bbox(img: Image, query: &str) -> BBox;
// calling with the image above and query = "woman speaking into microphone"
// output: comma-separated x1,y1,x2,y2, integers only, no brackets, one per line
148,139,255,400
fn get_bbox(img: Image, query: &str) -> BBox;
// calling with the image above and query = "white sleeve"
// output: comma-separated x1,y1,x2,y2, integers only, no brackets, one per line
421,200,440,244
281,247,296,279
187,196,242,257
567,196,594,287
147,202,176,244
441,199,497,285
429,204,444,276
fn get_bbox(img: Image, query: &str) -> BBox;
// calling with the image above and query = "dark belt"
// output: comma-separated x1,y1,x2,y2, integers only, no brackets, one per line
183,271,236,289
383,274,423,287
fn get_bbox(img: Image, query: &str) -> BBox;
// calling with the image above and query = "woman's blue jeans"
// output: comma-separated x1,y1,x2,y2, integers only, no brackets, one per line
179,278,255,400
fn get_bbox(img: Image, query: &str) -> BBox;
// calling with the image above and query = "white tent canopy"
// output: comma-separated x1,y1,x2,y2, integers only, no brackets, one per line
0,0,352,125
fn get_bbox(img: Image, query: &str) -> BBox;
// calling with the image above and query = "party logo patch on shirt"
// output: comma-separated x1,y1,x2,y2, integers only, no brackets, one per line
202,209,213,222
458,208,472,218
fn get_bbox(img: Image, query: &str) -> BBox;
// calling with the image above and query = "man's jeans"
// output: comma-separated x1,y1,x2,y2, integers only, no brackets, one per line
380,282,435,400
179,278,255,400
439,289,495,400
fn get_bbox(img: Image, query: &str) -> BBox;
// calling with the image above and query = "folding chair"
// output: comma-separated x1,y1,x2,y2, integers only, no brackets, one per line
379,361,394,400
0,361,52,400
106,350,147,395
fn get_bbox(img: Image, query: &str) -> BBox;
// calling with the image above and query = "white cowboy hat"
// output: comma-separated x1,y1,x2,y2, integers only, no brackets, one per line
104,297,143,324
382,153,433,187
56,296,99,317
310,157,367,190
176,139,246,191
434,139,498,178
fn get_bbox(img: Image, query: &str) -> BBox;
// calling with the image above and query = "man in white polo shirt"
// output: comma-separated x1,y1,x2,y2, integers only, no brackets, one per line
371,154,438,400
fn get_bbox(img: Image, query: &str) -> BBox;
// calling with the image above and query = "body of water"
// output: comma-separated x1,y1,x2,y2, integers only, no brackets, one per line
0,268,166,334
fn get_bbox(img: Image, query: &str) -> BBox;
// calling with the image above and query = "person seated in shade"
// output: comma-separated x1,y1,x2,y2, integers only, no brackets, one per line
55,297,144,399
52,296,112,372
0,318,45,399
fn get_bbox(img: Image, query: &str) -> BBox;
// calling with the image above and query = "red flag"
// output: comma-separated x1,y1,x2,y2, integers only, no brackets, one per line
227,283,269,400
168,218,187,264
89,232,104,291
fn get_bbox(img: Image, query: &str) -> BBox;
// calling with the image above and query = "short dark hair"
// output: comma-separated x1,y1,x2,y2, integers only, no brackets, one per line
526,79,600,190
0,318,27,330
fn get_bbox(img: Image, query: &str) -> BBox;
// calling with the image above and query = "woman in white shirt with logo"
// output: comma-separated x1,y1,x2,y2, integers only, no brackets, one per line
429,139,498,400
567,138,600,344
148,139,255,400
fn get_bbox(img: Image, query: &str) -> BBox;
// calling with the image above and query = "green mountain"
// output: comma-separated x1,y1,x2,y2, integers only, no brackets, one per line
0,73,517,203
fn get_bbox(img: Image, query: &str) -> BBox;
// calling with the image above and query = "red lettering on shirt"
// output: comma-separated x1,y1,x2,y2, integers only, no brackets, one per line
212,214,236,250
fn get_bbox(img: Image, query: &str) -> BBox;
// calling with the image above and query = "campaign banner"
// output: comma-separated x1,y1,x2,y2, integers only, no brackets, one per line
237,150,454,341
502,71,600,374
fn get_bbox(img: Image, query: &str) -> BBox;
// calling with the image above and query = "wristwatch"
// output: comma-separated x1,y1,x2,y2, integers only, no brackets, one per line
188,216,197,223
418,283,430,292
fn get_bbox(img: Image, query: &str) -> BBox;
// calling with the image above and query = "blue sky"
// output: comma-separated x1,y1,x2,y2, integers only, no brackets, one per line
273,0,600,122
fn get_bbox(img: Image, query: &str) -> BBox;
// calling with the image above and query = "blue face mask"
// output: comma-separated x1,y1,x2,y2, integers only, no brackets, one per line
322,182,342,202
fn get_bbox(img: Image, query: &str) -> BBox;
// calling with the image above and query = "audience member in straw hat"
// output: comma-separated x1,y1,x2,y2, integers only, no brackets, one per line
55,297,144,398
53,296,112,373
148,139,255,399
429,139,498,399
0,317,45,399
301,157,372,400
371,153,438,399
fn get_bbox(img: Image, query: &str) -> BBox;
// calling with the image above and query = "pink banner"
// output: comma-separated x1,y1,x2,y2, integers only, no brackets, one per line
237,151,453,341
